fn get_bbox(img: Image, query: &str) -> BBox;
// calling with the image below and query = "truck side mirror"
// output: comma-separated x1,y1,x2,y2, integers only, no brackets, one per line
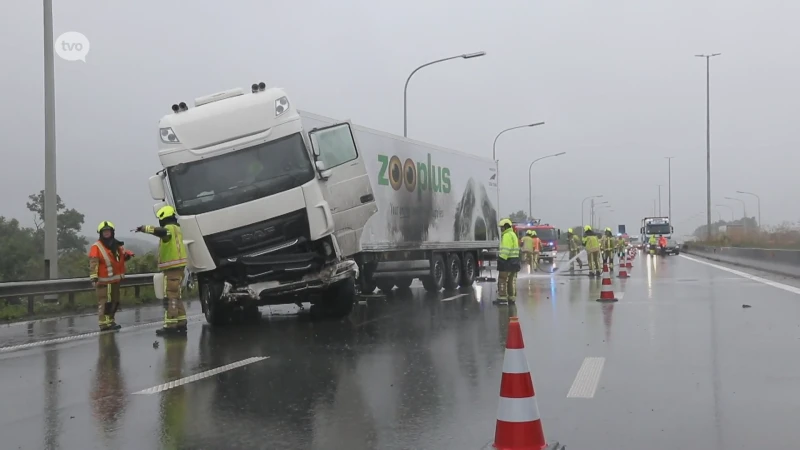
148,174,165,201
671,226,674,233
315,161,332,179
640,227,644,234
558,229,561,239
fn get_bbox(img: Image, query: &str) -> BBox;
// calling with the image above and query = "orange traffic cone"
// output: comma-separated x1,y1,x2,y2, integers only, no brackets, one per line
597,263,618,302
493,317,550,450
617,253,629,278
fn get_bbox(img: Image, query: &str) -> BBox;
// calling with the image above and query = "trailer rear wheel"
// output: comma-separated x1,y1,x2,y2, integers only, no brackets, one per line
444,253,462,290
359,276,377,294
376,279,395,293
460,253,477,287
395,277,413,290
422,254,445,292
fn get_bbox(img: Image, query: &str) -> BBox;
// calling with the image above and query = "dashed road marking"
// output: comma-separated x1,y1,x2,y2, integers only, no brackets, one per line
132,356,270,395
0,314,204,353
567,357,605,398
441,294,469,302
681,255,800,296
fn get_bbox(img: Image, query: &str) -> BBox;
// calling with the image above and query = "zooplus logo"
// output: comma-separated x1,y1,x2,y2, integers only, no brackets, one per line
377,153,451,199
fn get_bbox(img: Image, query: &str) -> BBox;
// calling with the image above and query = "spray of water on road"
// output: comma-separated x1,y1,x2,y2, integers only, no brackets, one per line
515,251,588,280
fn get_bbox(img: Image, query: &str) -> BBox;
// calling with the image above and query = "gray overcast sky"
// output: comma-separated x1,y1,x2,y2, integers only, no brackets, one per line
2,0,798,238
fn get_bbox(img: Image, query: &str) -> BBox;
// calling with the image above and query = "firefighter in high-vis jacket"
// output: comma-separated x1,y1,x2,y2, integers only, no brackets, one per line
567,228,583,271
89,221,134,330
601,227,616,271
616,234,627,258
497,219,521,303
582,225,602,277
136,206,189,336
520,230,534,271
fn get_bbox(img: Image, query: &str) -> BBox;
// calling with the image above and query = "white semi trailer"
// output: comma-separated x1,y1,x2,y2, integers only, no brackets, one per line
149,82,500,326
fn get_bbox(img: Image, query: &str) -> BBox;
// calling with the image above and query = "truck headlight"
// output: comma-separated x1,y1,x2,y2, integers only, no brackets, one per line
275,96,289,117
323,241,333,257
159,127,179,143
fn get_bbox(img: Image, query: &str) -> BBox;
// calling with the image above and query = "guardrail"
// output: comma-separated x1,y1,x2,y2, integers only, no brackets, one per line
684,244,800,278
0,273,157,316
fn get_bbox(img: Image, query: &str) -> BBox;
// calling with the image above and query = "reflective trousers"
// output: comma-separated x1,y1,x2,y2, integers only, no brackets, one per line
96,283,121,330
602,250,615,269
497,271,517,302
587,250,601,272
163,268,187,329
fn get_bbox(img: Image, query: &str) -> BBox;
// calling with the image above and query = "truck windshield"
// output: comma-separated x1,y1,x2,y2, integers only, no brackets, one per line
167,133,315,215
645,223,671,235
534,229,557,241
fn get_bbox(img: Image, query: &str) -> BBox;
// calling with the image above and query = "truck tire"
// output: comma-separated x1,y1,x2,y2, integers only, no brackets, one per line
422,254,445,292
376,278,395,293
395,277,413,290
200,280,229,326
359,274,376,294
460,252,477,287
444,253,462,290
325,276,356,318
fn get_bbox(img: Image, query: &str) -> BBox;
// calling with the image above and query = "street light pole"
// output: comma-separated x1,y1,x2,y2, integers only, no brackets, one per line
493,122,545,217
404,51,485,138
736,190,761,228
592,201,609,229
581,195,602,228
696,53,721,240
657,185,662,216
724,196,747,222
528,152,566,218
716,204,734,221
665,156,675,222
43,0,59,283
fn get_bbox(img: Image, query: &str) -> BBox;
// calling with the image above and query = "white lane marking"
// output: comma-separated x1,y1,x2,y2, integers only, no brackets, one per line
496,395,541,422
0,314,204,353
681,255,800,296
441,294,469,302
566,357,605,398
132,356,270,395
501,348,531,374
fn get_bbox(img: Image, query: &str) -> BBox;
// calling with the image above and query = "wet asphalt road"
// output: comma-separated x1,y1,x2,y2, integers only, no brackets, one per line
3,252,800,449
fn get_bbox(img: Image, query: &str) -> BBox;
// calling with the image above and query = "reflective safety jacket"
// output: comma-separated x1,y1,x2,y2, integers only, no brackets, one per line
649,235,657,245
532,237,541,252
583,232,601,252
617,237,626,250
142,223,188,271
601,234,616,251
88,241,132,285
521,235,534,252
498,228,521,272
569,234,581,251
659,236,668,248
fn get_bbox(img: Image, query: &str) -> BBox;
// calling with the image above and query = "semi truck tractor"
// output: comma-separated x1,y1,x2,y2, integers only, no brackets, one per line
148,82,500,326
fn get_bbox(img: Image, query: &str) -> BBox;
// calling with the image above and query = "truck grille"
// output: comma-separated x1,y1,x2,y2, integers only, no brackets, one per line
204,209,310,261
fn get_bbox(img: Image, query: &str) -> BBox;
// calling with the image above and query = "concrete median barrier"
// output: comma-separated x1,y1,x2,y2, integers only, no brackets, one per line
684,244,800,278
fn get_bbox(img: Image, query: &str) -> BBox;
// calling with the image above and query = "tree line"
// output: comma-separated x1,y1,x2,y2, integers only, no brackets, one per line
0,190,157,282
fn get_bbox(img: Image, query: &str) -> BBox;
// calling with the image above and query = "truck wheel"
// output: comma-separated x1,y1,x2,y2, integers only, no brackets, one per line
422,254,445,292
200,280,229,327
395,277,413,290
460,253,477,287
376,279,395,293
359,275,376,294
444,253,462,290
325,277,356,318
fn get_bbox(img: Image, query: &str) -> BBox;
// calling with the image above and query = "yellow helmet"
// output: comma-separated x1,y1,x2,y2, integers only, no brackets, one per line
531,230,537,236
498,218,512,227
156,205,177,220
605,227,612,232
97,221,115,233
568,228,573,233
584,225,592,231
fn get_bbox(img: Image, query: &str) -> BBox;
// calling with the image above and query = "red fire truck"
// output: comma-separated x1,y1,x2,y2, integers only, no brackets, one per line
512,220,561,264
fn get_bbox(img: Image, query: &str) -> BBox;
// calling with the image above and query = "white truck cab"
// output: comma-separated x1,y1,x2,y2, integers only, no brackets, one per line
148,83,377,325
